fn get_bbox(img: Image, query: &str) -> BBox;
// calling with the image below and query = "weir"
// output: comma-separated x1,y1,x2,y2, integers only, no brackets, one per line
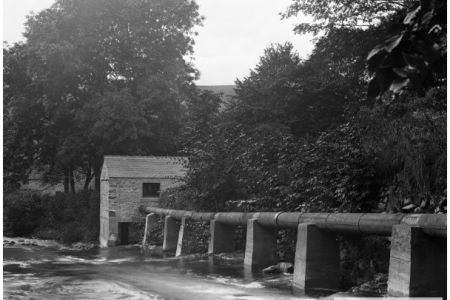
140,206,446,297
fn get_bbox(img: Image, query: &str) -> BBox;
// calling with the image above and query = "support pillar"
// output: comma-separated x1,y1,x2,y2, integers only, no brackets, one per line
293,223,340,292
142,213,158,247
208,220,235,254
176,217,187,257
387,224,446,297
163,216,179,251
244,219,277,268
107,217,119,247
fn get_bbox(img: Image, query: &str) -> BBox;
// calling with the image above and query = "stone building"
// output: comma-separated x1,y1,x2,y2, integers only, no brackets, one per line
99,155,186,247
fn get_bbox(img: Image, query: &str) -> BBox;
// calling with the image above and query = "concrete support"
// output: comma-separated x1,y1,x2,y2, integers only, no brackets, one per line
107,217,119,247
387,224,446,297
244,219,278,268
208,220,235,254
142,213,158,247
99,216,109,248
163,216,180,251
293,223,340,292
176,217,187,257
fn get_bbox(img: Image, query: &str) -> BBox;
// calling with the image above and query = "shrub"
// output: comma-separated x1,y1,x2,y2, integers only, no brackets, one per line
4,191,43,236
3,190,100,244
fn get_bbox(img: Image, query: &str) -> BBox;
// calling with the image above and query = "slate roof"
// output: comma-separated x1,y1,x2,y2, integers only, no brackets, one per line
101,156,187,179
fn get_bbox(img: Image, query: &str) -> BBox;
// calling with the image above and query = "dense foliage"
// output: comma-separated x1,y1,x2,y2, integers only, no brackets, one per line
4,0,202,192
165,0,446,215
282,0,412,35
156,2,445,286
4,191,100,244
367,0,446,97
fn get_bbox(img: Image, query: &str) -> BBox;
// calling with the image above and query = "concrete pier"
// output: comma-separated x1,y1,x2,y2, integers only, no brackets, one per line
208,220,235,254
387,224,446,297
107,216,119,247
142,207,446,297
142,213,159,246
293,223,340,291
163,216,180,251
175,217,187,256
244,219,277,268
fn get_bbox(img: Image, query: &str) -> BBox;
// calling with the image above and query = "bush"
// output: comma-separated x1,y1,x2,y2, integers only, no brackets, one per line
3,190,100,244
4,191,43,236
339,236,390,288
143,217,164,245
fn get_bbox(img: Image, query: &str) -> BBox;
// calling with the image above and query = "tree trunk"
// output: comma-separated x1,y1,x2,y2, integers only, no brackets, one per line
83,167,93,191
64,168,69,193
69,167,76,194
94,165,101,192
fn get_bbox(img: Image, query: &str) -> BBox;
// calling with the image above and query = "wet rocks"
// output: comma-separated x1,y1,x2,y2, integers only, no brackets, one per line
262,262,293,274
348,273,387,296
215,251,244,261
4,238,37,247
142,244,164,257
3,240,15,246
71,242,97,250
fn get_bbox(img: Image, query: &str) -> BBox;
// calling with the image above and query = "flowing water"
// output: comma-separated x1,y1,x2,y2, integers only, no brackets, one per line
4,237,330,300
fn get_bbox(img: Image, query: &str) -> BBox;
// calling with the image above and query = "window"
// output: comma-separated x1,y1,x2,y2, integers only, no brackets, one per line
142,182,160,197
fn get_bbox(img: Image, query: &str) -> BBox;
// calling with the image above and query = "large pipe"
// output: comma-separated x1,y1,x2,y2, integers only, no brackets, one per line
140,206,446,237
141,206,216,221
214,212,256,226
400,213,447,237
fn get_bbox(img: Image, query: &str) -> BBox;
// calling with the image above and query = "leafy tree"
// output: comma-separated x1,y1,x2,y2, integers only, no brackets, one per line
282,0,412,35
5,0,203,191
367,0,446,97
233,43,302,128
168,1,446,215
3,44,45,191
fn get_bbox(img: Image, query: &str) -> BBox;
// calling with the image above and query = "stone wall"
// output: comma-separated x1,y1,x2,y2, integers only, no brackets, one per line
109,177,180,222
99,179,110,247
100,176,182,247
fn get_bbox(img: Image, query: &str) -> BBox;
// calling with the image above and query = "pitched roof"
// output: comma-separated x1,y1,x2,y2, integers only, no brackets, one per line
102,156,187,179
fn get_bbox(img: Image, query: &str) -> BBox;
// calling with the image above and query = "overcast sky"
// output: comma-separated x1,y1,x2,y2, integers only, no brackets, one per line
3,0,314,85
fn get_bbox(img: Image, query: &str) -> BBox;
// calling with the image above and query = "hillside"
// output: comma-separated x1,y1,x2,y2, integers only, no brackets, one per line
198,85,236,102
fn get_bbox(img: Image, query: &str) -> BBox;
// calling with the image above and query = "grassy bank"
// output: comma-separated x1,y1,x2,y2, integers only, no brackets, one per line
4,190,99,244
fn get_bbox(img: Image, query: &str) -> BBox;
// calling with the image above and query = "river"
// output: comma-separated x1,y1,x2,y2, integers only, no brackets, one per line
4,237,336,300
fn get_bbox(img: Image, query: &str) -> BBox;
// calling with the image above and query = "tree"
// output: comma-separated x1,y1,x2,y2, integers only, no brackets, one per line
3,44,46,191
367,0,446,97
233,43,302,128
5,0,203,191
282,0,412,35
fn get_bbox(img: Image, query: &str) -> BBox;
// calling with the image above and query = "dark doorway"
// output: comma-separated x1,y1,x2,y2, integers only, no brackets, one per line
118,222,130,245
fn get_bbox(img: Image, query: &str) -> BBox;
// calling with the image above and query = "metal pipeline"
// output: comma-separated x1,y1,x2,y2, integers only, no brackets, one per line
141,206,446,237
214,212,256,226
141,206,216,221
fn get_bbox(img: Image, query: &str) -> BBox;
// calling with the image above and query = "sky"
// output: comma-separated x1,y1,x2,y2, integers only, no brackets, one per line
2,0,314,85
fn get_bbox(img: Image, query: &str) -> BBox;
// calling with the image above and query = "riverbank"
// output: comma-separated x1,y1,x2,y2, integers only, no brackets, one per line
4,236,98,251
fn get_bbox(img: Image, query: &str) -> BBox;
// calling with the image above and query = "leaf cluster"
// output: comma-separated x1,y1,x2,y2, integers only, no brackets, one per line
367,0,446,97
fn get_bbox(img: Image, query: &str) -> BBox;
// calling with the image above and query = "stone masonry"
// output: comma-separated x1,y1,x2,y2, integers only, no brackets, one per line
99,156,186,247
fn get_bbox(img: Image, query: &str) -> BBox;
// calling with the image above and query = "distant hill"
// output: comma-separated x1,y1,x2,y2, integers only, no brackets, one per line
198,85,236,102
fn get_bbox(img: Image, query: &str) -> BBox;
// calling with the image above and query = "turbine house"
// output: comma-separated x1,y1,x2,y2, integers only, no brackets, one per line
99,156,186,247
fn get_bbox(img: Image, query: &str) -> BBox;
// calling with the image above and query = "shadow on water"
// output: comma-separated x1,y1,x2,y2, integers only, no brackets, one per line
4,237,337,299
